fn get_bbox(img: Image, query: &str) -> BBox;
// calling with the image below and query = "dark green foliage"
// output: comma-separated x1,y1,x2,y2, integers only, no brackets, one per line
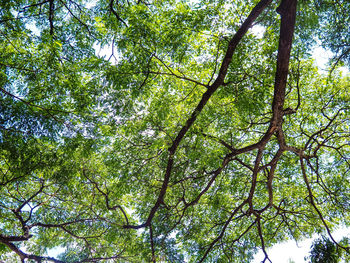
306,237,342,263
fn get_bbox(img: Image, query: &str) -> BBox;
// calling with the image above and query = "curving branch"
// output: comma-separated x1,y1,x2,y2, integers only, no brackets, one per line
196,0,299,259
81,168,130,225
0,235,125,263
0,237,65,263
109,0,127,26
299,155,349,252
123,0,274,229
198,201,249,262
257,217,272,263
0,87,70,122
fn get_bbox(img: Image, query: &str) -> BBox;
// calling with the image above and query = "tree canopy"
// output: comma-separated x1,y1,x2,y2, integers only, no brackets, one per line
305,236,349,263
0,0,349,262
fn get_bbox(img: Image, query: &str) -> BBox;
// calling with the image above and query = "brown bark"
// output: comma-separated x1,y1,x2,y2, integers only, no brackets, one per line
124,0,274,229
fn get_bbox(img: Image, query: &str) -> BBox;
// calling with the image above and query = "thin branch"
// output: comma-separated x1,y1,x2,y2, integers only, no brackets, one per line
22,0,50,10
201,132,236,152
123,0,273,230
58,0,94,35
330,47,350,74
299,155,349,252
148,70,208,88
198,202,248,262
0,87,68,122
257,217,272,263
149,224,156,263
109,0,127,26
82,168,129,225
207,38,222,85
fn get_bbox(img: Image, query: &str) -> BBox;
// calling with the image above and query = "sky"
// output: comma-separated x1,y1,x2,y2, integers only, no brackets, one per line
252,228,350,263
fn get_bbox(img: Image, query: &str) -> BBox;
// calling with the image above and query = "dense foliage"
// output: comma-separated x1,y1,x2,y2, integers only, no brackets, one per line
0,0,349,262
306,237,350,263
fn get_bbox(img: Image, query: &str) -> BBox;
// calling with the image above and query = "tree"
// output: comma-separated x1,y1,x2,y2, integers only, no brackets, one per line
316,0,350,69
306,237,350,263
0,0,349,262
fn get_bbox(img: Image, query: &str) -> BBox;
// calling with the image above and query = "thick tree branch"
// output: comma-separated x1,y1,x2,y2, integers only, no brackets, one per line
123,0,273,230
49,0,54,35
0,236,65,263
248,148,265,212
197,1,300,257
271,0,298,127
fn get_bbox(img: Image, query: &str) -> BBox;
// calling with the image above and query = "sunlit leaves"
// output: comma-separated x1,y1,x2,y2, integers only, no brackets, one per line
1,0,350,262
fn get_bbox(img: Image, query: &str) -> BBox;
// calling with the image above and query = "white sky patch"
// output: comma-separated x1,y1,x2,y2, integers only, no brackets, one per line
21,203,39,213
47,246,66,258
252,238,313,263
312,46,333,71
251,24,265,39
312,45,349,74
252,227,350,263
338,66,349,74
94,42,120,65
85,0,97,9
25,20,41,36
